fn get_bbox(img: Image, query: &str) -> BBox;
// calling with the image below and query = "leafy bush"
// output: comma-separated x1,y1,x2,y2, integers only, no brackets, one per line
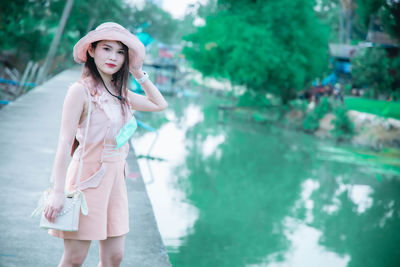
302,97,331,132
289,99,308,112
330,105,354,141
237,91,271,107
314,97,331,119
303,111,320,132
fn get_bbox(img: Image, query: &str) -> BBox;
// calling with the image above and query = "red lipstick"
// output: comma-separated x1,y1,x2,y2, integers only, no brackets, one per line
106,63,116,68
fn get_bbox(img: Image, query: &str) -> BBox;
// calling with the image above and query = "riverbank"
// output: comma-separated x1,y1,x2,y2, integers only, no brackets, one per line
209,90,400,150
184,70,400,150
316,110,400,148
284,104,400,149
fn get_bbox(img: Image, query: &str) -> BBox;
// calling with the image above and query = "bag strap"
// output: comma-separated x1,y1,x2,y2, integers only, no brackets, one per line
75,88,92,187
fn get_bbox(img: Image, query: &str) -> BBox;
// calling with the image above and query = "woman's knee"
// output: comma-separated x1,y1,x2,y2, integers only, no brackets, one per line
111,250,124,265
61,239,90,267
71,253,88,266
100,250,124,267
61,252,88,267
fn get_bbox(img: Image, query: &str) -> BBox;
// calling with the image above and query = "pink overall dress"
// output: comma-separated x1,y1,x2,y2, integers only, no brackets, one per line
49,77,132,240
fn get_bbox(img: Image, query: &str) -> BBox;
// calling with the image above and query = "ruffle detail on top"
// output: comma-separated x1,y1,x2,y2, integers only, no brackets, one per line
79,78,118,122
91,90,109,114
79,77,98,96
79,78,106,110
77,78,132,141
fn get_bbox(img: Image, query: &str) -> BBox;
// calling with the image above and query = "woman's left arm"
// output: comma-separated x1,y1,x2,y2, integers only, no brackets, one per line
127,69,168,112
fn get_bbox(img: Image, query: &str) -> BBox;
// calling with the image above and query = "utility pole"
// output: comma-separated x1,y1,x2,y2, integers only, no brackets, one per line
36,0,74,84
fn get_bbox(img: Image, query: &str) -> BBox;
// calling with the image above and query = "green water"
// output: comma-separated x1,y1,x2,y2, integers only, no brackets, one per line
132,91,400,267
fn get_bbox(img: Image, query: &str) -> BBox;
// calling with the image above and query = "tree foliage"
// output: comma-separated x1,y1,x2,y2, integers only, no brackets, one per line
0,0,129,71
351,47,395,98
356,0,400,40
0,0,185,73
183,0,330,104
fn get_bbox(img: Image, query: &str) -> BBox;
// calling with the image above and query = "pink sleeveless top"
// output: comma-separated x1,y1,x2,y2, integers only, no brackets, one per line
72,77,133,164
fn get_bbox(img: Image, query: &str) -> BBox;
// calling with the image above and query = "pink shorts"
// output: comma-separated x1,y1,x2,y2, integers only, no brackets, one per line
48,160,129,240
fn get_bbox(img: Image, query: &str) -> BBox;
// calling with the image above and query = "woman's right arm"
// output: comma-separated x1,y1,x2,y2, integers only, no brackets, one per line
43,82,86,223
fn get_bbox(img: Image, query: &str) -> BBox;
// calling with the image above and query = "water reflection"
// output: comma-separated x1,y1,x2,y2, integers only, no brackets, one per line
132,92,400,267
265,218,351,267
132,103,203,249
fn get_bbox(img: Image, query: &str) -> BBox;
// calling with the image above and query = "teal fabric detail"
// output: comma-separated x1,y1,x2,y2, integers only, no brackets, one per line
115,115,137,148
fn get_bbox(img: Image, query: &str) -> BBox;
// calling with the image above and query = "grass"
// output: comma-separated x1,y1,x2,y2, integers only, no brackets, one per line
344,97,400,120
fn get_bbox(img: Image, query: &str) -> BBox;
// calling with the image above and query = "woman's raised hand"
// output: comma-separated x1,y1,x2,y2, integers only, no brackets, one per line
130,48,146,78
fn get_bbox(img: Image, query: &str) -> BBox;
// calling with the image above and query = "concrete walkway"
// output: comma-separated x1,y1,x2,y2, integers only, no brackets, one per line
0,68,171,266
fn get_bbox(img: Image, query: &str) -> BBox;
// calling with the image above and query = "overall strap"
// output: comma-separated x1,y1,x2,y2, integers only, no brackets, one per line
75,87,92,187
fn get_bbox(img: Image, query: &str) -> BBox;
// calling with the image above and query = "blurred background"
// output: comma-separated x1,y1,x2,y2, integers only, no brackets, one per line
1,0,400,266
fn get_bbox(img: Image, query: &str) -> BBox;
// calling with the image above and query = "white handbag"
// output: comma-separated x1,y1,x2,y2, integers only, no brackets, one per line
37,188,86,231
31,88,92,231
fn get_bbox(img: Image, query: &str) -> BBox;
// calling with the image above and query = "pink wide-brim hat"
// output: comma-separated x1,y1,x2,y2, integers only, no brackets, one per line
73,22,145,71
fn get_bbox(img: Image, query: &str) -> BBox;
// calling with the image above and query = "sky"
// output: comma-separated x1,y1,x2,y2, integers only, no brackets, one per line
162,0,201,19
129,0,206,19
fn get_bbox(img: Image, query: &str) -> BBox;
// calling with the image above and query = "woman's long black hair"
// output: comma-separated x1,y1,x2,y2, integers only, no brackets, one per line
82,40,130,108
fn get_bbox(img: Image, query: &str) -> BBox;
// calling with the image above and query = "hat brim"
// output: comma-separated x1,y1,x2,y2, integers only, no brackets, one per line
73,26,146,72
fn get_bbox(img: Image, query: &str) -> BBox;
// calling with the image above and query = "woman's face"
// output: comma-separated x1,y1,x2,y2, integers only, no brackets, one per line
89,40,126,77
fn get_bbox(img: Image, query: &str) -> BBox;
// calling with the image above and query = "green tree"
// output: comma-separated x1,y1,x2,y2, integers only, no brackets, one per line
356,0,400,40
351,47,394,98
183,0,330,105
0,0,130,72
1,0,186,77
0,0,59,65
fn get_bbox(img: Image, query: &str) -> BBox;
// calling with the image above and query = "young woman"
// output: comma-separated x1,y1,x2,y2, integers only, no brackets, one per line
43,22,168,267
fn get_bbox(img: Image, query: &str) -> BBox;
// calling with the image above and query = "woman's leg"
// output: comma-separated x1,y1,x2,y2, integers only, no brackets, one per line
59,239,91,267
98,235,126,267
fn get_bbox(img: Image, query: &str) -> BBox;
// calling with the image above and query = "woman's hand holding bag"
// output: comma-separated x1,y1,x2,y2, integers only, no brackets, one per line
43,191,65,223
